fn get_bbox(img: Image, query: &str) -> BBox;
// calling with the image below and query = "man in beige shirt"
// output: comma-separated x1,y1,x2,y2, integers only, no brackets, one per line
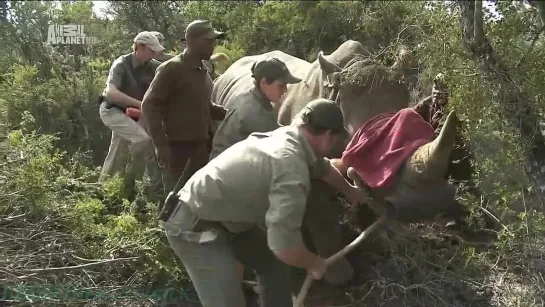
163,98,368,307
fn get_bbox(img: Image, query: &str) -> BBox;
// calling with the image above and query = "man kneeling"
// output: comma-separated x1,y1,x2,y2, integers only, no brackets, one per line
162,99,367,307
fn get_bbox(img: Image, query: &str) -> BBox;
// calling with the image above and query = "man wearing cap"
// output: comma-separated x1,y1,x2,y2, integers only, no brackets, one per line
163,98,367,307
98,31,165,200
151,31,175,63
208,56,300,295
209,57,301,160
142,20,228,193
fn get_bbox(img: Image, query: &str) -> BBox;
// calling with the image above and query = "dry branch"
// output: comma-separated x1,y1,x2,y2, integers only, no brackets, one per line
293,217,387,307
12,257,138,274
293,168,389,307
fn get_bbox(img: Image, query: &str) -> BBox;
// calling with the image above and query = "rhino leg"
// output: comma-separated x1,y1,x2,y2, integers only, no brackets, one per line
302,179,354,286
355,203,380,230
441,200,470,228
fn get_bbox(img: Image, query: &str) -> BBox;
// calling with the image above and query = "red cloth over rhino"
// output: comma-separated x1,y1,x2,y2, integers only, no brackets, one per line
341,108,436,188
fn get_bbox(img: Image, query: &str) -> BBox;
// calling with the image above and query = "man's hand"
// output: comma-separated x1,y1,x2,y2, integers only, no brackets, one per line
308,257,327,280
319,162,371,207
210,103,227,121
155,146,171,169
346,184,371,207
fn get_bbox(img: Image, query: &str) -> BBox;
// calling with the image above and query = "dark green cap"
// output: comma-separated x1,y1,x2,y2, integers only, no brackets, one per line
184,20,226,40
300,98,348,135
251,57,302,84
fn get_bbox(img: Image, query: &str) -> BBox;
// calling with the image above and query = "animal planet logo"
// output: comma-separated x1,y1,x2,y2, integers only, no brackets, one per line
46,24,98,45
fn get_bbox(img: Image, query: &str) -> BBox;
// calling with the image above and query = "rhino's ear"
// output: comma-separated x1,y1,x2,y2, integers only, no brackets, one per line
324,71,341,88
318,51,342,74
319,51,342,88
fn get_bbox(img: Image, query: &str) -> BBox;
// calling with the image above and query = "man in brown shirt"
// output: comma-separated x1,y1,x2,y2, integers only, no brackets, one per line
141,20,227,192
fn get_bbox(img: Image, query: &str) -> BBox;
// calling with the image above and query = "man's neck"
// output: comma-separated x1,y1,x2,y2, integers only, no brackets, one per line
183,49,203,69
251,86,275,111
133,52,148,66
298,126,322,157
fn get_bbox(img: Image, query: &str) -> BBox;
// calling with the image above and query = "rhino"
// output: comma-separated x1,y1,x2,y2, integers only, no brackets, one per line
211,40,461,289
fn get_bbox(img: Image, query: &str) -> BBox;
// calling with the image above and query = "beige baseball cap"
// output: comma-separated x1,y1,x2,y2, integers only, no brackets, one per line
134,31,165,52
150,31,165,44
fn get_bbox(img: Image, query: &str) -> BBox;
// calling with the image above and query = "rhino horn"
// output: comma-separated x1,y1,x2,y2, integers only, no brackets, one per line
318,51,342,74
405,110,458,181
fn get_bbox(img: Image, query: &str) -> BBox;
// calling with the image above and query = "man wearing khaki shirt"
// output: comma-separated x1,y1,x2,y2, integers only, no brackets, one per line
98,31,164,200
163,99,368,307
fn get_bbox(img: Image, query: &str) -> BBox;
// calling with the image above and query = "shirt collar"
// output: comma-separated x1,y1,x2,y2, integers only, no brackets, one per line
248,125,319,166
130,52,154,69
250,86,273,111
293,126,318,165
281,126,319,165
181,49,205,71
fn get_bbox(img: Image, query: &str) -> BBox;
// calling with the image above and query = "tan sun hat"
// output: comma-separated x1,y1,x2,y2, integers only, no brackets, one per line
134,31,165,52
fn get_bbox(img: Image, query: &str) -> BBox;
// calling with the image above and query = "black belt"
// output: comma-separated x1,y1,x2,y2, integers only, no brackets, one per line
98,95,127,112
175,201,231,234
103,101,127,112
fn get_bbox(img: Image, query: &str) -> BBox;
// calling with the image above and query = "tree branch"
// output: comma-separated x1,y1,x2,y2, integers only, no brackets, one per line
13,257,138,273
528,0,545,27
459,1,475,44
474,0,484,47
516,26,545,68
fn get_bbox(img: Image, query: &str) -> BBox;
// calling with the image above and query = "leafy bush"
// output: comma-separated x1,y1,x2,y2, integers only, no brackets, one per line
0,125,188,305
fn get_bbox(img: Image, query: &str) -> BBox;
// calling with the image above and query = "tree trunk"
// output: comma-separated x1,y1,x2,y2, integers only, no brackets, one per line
0,1,7,22
457,0,545,172
528,0,545,27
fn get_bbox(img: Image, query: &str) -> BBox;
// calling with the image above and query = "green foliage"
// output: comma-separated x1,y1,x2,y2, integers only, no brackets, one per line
2,0,545,305
213,43,245,74
1,128,186,305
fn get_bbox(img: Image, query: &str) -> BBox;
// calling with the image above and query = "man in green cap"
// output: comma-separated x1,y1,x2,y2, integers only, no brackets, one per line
209,56,301,294
163,98,367,307
142,20,228,193
209,57,301,160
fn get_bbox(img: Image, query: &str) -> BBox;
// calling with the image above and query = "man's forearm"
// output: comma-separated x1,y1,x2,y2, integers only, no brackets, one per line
273,247,323,271
321,163,355,197
105,85,141,108
330,158,347,176
142,103,168,149
210,103,227,121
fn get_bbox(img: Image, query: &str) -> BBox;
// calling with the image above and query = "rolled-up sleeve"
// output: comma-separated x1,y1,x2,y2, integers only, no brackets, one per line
265,160,309,251
106,57,125,88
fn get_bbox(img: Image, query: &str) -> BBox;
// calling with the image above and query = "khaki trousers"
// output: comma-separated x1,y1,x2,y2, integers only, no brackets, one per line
99,102,163,200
